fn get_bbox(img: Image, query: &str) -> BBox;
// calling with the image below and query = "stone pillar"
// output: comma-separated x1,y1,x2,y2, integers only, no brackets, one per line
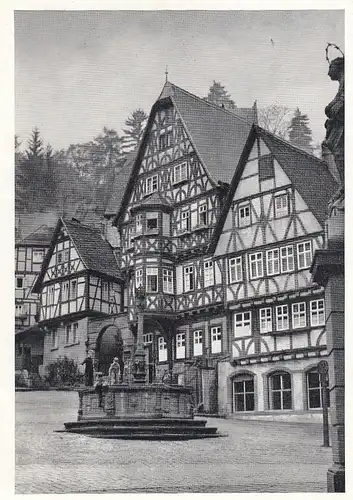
311,247,344,492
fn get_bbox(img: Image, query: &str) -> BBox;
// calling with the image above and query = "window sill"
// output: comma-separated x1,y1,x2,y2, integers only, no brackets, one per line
172,179,188,187
193,225,208,232
50,347,59,351
64,342,80,348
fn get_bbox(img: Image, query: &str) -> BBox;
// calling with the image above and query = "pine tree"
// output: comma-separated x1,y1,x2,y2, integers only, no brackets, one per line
204,81,236,110
122,109,148,153
288,108,313,154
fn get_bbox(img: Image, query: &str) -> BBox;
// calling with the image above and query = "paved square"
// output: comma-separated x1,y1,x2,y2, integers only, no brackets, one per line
16,390,331,493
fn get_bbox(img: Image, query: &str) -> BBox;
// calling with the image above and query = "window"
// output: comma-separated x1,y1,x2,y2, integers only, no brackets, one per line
292,302,307,329
136,214,143,234
266,249,280,276
310,299,325,326
143,333,153,345
159,130,172,150
275,193,289,217
66,325,71,344
181,210,191,232
16,277,23,289
204,261,214,287
184,265,194,292
57,250,69,264
15,304,25,317
102,282,109,301
51,329,58,349
72,323,78,343
146,215,158,232
306,369,330,409
163,269,173,294
260,308,272,334
48,286,55,306
229,257,243,283
249,252,263,279
33,250,44,263
198,204,207,226
193,330,203,356
233,375,255,412
158,336,168,362
238,203,251,227
57,252,63,264
173,162,188,184
269,372,292,410
145,175,158,195
146,268,158,293
280,246,294,273
297,241,312,270
234,312,252,338
211,326,222,353
136,269,143,290
64,249,70,261
62,282,69,301
71,280,77,300
127,226,134,248
276,305,289,331
176,332,186,359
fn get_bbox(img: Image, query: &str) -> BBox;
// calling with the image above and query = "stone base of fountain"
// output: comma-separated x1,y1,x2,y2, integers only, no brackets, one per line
62,384,222,440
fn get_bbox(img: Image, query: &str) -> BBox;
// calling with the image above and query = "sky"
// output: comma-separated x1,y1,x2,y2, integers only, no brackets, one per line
15,10,344,151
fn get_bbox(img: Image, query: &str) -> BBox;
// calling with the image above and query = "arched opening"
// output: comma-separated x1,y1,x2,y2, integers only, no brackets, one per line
95,325,124,376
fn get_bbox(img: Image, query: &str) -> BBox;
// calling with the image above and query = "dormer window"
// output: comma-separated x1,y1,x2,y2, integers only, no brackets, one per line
173,162,188,184
275,193,289,218
145,175,158,195
238,203,251,228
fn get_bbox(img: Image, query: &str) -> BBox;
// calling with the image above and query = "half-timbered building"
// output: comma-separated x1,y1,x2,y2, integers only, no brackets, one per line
32,218,125,370
15,224,53,375
209,125,338,418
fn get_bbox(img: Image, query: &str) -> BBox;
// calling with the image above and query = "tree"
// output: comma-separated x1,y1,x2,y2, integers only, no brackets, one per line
204,81,236,110
288,108,313,154
258,105,291,139
122,109,148,153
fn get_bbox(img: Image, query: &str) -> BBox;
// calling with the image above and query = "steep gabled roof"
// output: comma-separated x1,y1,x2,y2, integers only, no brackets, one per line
114,82,256,224
209,125,339,252
104,153,137,217
33,218,122,293
16,224,53,247
131,191,172,213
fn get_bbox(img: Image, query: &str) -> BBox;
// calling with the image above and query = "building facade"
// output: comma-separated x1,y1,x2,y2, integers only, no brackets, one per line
32,81,338,418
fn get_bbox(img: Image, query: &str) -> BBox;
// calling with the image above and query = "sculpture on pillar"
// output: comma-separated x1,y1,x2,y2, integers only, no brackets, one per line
81,349,94,386
108,357,120,385
322,44,344,214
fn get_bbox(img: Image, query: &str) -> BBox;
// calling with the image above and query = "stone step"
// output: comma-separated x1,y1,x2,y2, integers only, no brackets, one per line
86,432,222,440
64,425,219,435
65,418,208,429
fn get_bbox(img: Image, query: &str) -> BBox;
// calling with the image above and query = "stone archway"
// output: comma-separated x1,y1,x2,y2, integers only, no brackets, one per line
95,324,124,377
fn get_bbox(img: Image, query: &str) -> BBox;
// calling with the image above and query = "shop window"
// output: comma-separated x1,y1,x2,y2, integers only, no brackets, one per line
233,375,255,412
269,372,292,410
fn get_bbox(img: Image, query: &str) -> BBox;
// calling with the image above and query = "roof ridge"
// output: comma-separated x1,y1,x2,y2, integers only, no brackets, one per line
166,81,255,125
256,125,325,165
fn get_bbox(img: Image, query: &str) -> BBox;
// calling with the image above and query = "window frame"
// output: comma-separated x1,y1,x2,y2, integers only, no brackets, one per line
297,241,312,270
162,269,174,294
32,249,45,263
146,214,158,233
173,161,188,184
310,299,325,327
145,174,158,195
180,210,191,232
280,245,294,273
198,203,208,226
211,326,222,354
135,268,143,290
249,252,264,279
136,213,143,234
234,311,252,338
62,282,69,302
260,307,272,334
183,265,194,292
158,336,168,362
70,280,77,300
16,277,24,289
229,256,243,283
269,372,292,410
204,260,214,287
292,302,307,329
146,268,158,293
238,203,251,228
175,332,186,359
233,375,255,412
266,248,280,276
276,304,289,331
274,193,290,218
193,330,203,356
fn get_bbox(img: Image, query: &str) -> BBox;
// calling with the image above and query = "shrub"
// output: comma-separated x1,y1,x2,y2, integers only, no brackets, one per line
45,356,83,387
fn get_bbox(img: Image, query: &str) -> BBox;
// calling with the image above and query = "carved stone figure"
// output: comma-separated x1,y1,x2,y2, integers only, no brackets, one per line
81,349,94,386
108,357,120,385
323,56,344,184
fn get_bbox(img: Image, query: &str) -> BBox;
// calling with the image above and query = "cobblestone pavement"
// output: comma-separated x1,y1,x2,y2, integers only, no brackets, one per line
15,391,332,494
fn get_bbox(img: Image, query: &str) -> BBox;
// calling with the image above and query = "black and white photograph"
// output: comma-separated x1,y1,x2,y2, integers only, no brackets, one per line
11,4,345,495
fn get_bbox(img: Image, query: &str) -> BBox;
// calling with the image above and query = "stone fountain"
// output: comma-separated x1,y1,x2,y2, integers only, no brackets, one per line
62,342,221,440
